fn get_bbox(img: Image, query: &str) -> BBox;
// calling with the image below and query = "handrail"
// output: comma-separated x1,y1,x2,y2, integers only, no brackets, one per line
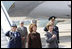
1,1,13,42
1,1,13,26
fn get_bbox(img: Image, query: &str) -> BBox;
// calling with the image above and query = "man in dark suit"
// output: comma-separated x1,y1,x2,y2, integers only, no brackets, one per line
17,21,28,48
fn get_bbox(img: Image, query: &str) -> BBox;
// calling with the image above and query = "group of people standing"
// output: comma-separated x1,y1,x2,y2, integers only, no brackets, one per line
5,16,59,48
44,16,59,48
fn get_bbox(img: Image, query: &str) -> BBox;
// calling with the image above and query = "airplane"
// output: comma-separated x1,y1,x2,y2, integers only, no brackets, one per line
7,1,71,19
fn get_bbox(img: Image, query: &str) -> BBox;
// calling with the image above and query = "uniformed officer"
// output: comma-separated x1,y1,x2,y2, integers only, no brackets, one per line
5,24,22,48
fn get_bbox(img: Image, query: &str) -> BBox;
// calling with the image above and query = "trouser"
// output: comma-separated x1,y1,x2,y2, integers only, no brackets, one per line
22,37,26,48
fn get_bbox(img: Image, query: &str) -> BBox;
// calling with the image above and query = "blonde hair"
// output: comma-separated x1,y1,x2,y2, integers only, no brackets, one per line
46,21,53,30
29,23,37,33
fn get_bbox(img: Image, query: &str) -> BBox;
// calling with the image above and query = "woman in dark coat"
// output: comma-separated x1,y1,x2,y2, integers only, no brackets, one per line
5,24,22,48
28,23,42,48
45,22,58,48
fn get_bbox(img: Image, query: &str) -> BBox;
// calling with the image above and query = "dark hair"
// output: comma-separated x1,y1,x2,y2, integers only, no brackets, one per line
48,16,56,21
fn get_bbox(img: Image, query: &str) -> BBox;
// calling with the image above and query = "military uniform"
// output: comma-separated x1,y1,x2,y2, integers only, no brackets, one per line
5,31,22,48
5,24,22,48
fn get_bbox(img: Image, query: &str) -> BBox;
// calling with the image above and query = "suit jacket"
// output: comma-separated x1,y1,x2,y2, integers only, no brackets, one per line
17,26,28,38
44,26,60,43
45,31,58,48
